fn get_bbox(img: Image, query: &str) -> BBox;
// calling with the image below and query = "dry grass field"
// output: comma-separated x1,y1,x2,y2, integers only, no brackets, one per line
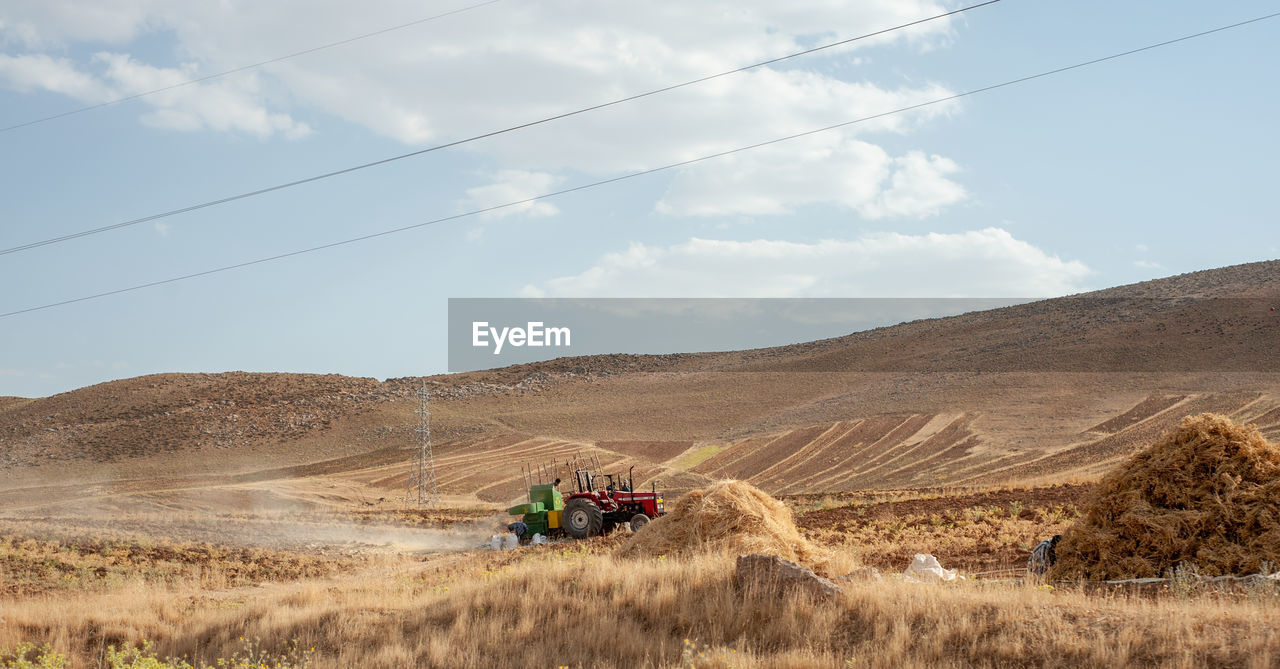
2,488,1279,668
3,261,1280,666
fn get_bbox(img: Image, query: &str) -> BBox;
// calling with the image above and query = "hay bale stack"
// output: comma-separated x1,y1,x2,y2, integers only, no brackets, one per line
618,480,825,564
1050,413,1280,580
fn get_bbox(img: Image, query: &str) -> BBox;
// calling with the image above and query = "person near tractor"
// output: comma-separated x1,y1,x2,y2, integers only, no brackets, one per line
1027,535,1061,577
507,521,529,542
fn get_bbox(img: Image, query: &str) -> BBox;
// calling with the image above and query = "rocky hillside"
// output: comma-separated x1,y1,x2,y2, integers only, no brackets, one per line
0,373,404,467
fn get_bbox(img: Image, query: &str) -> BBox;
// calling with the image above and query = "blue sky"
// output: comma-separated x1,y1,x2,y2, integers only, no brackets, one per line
1,0,1277,397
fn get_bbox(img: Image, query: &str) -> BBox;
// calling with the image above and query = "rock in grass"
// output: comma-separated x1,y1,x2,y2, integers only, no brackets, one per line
734,553,841,599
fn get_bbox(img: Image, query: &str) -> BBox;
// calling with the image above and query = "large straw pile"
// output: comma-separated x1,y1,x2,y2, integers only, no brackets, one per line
1050,413,1280,580
618,480,825,564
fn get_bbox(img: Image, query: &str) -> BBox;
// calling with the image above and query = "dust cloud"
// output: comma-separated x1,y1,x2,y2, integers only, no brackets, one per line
0,507,508,555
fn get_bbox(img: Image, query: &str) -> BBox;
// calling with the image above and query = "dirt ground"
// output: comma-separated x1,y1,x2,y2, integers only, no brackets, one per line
796,483,1092,525
794,483,1093,574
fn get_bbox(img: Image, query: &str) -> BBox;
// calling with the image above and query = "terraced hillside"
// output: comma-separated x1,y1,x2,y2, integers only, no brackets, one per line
348,434,711,503
983,390,1280,483
693,414,977,492
677,391,1280,492
0,261,1277,513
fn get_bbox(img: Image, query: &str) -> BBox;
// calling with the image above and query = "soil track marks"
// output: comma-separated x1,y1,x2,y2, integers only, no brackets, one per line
989,391,1280,483
692,414,985,492
798,483,1093,528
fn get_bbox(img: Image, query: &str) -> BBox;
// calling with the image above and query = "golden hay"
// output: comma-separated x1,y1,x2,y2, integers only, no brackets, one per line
1050,413,1280,580
618,479,826,565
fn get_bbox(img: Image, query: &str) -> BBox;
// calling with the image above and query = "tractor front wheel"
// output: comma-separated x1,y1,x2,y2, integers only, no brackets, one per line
629,513,650,532
564,497,604,539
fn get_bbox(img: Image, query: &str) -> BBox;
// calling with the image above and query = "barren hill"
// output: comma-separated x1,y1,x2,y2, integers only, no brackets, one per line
0,372,404,465
1,260,1278,512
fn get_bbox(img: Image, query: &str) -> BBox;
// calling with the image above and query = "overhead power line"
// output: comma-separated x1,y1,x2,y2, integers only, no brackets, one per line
0,1,1000,258
0,0,505,134
3,11,1277,320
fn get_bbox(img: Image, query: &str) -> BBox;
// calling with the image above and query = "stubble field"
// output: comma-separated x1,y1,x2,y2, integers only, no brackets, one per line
3,483,1277,668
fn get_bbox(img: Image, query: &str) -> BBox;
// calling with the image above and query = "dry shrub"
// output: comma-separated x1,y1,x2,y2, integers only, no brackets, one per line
618,479,827,566
1051,413,1280,580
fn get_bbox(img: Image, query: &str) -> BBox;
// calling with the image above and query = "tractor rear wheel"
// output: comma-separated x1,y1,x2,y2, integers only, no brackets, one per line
630,513,650,532
563,497,603,539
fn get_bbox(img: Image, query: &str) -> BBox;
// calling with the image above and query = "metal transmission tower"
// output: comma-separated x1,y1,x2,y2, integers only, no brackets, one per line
406,380,440,507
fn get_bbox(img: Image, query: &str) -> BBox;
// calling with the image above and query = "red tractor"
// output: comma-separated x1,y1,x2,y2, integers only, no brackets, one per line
561,465,665,538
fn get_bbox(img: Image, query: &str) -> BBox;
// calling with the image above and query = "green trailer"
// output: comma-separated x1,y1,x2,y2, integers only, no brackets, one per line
505,483,565,537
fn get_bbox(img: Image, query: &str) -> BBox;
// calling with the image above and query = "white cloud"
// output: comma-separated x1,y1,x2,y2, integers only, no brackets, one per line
0,0,166,47
0,52,115,100
522,229,1091,298
1,1,963,185
461,170,564,219
1134,260,1162,269
0,49,311,138
657,142,965,218
439,67,959,177
859,151,966,219
657,136,891,217
93,52,311,139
